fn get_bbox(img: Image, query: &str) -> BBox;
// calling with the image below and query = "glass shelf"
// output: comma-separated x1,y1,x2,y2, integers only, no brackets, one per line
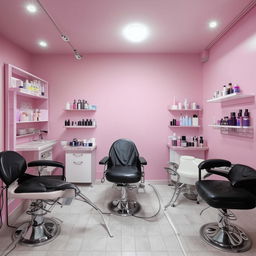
169,125,200,128
64,109,96,111
10,88,48,99
209,124,252,129
207,93,254,103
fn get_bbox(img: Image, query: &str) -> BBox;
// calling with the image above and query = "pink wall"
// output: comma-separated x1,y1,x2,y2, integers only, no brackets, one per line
0,35,32,151
31,54,202,180
202,7,256,167
0,35,32,222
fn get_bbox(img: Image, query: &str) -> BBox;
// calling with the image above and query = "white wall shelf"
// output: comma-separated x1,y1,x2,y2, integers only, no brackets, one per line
64,126,96,129
207,93,254,103
168,107,202,112
64,109,96,111
169,125,200,128
168,145,208,151
209,124,253,129
17,120,48,124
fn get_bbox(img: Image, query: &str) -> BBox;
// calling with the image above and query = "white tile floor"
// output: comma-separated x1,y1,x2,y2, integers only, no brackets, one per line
1,183,256,256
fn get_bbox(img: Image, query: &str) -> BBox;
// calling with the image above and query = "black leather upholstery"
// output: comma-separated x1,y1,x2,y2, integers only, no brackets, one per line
105,166,141,183
100,139,145,184
15,176,77,193
0,151,27,186
196,180,256,209
196,160,256,210
0,151,72,193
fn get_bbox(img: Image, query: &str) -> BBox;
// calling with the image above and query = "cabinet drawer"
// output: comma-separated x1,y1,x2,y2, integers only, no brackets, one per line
65,153,92,183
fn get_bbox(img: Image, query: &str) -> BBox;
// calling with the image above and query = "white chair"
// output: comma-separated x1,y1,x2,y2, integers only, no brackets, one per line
165,155,206,208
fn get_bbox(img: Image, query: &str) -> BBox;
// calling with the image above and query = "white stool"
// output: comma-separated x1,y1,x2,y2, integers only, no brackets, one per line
165,156,206,208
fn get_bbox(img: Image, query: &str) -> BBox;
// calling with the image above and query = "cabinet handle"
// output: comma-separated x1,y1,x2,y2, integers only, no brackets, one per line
73,161,83,165
73,153,83,157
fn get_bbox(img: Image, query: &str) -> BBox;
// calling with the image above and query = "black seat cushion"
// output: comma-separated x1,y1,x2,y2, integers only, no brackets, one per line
106,166,141,183
196,180,256,209
15,176,77,193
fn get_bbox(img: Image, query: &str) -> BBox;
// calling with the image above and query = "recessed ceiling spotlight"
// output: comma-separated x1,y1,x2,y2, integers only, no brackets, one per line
122,23,150,43
209,20,218,29
26,4,37,13
38,40,48,48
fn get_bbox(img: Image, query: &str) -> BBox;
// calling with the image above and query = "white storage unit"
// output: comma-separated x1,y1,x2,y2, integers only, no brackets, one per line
65,146,96,183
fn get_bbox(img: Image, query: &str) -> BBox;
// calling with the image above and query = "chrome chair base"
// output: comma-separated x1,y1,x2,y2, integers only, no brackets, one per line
200,222,252,253
14,217,61,246
108,200,140,216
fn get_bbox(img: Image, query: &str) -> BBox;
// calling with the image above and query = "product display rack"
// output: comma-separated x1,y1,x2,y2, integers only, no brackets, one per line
207,93,254,103
207,93,254,137
5,64,49,150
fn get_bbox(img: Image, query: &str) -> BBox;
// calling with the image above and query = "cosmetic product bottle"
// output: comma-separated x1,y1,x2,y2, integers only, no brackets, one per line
85,119,89,126
88,119,93,126
243,109,250,127
177,136,181,147
229,83,234,94
73,100,77,110
230,112,237,126
234,85,240,93
66,102,71,110
188,117,192,126
170,121,173,126
181,136,187,147
85,101,89,109
184,99,189,110
77,100,82,110
223,85,228,96
192,114,198,126
92,119,96,127
184,115,188,126
178,102,182,110
199,136,204,147
237,109,243,126
193,136,198,147
172,133,177,147
179,114,183,126
82,100,85,109
173,119,176,126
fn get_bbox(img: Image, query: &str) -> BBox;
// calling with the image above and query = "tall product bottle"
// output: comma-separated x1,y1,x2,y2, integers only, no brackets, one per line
243,109,250,127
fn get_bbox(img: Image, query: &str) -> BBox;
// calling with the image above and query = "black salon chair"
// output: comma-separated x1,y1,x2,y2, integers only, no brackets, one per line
0,151,112,246
196,159,256,253
99,139,147,216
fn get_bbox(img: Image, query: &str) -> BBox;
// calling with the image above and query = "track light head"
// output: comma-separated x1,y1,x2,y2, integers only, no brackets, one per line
74,49,83,60
61,34,69,42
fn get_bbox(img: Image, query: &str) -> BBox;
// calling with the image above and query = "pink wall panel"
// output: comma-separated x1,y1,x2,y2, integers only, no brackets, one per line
31,54,202,180
202,8,256,167
0,35,32,151
0,35,32,223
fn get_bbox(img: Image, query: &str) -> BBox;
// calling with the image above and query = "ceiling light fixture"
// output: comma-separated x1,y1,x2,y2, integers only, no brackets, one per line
38,40,48,47
26,4,37,13
209,20,218,29
122,23,150,43
36,0,83,60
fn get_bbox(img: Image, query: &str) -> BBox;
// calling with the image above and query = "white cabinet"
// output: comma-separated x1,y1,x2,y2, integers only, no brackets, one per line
65,148,96,183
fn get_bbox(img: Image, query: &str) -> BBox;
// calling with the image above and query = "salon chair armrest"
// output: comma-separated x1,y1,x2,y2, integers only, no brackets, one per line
205,169,229,178
198,159,231,181
28,160,65,180
28,160,64,169
99,156,109,165
139,157,147,165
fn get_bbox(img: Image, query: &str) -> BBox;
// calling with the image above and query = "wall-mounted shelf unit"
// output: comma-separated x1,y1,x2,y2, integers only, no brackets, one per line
64,109,96,112
169,125,200,128
168,145,208,151
5,64,49,150
64,126,96,129
168,107,202,112
209,124,252,129
207,93,254,103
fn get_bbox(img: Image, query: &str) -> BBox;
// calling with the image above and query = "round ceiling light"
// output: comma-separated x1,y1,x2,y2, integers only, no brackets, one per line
122,23,150,43
209,20,218,29
38,40,48,48
26,4,37,13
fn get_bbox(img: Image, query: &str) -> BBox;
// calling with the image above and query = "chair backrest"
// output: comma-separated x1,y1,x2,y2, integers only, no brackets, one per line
228,164,256,189
108,139,140,169
0,151,27,186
